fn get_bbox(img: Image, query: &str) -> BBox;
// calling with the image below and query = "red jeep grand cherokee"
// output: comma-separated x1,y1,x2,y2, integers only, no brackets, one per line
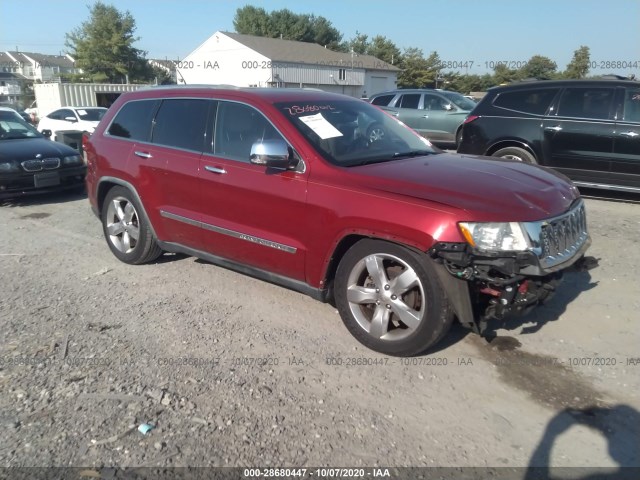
85,86,590,356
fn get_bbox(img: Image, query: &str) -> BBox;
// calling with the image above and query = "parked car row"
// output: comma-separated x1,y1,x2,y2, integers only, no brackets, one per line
7,78,633,355
370,77,639,193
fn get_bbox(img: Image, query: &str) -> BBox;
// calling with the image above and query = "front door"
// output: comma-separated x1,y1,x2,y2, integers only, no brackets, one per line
612,85,640,190
198,101,308,280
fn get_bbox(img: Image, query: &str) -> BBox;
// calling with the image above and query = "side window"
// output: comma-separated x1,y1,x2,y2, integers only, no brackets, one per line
151,99,210,151
397,94,420,109
557,87,615,120
622,87,640,123
214,102,284,162
108,99,159,141
47,109,65,120
59,109,75,120
370,94,395,106
422,93,447,111
493,88,560,115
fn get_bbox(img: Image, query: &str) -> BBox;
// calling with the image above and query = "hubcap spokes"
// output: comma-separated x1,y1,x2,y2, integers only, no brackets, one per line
106,197,140,253
346,253,425,341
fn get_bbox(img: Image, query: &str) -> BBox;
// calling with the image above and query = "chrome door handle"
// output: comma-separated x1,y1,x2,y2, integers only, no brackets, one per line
390,112,399,117
544,126,562,132
205,165,227,174
619,131,639,138
134,151,152,158
421,115,429,118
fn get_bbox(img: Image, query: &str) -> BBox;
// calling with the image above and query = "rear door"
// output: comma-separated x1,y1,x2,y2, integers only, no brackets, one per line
542,86,616,183
144,97,212,248
387,93,422,131
198,100,308,280
612,85,640,190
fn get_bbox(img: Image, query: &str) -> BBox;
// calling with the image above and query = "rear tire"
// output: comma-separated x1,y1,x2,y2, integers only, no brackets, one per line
101,186,162,265
334,239,454,356
493,146,537,164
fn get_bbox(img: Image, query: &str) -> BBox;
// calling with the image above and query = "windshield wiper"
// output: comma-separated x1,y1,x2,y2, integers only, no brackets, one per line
391,150,433,159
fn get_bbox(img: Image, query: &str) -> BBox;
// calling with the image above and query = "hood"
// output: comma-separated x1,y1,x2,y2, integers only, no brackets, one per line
0,137,79,163
351,153,580,221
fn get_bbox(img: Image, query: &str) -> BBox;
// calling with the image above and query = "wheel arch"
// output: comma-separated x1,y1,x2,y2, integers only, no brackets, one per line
96,177,159,239
320,232,434,304
486,140,538,160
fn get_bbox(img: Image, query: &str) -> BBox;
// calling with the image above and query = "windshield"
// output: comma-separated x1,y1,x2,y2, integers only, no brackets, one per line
0,111,42,140
275,99,438,166
440,91,477,111
76,108,107,121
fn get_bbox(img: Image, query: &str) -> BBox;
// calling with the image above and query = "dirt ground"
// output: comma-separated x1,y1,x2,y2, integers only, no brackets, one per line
0,190,638,477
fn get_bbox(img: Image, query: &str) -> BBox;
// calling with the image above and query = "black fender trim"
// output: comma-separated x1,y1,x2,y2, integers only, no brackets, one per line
430,258,476,331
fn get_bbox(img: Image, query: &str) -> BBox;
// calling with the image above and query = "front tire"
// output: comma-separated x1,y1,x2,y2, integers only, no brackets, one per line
334,239,454,356
493,146,537,164
101,186,162,265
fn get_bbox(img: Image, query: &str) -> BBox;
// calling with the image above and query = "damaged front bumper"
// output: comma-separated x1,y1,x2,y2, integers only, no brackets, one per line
428,200,591,333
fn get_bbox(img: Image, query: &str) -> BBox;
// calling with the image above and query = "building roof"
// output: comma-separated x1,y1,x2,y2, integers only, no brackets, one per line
222,32,400,72
5,51,77,69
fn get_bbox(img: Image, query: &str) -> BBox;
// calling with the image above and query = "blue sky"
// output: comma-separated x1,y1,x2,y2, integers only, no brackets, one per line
1,0,639,76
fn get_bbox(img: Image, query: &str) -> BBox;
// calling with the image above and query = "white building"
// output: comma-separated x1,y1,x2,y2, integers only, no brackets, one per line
177,31,399,97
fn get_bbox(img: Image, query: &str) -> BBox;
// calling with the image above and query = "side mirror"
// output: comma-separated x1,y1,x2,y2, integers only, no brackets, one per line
65,116,77,122
250,139,292,169
41,129,52,138
443,104,455,111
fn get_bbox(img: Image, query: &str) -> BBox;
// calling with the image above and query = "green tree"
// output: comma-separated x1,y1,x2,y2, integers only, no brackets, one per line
564,46,590,78
233,7,343,50
493,63,520,84
367,35,402,66
520,55,558,80
397,48,442,88
232,5,272,37
65,1,151,83
347,31,369,54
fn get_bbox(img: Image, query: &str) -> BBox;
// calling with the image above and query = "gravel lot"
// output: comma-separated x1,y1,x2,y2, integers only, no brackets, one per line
0,190,638,476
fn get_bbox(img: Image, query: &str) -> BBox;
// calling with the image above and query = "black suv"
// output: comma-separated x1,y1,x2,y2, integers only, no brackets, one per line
457,78,640,193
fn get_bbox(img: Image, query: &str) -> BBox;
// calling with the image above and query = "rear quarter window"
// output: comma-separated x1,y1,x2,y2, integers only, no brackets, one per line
108,99,159,141
493,88,560,115
370,94,395,106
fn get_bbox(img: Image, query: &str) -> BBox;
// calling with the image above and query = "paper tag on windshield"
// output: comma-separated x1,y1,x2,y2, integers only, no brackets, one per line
298,113,343,139
77,109,87,115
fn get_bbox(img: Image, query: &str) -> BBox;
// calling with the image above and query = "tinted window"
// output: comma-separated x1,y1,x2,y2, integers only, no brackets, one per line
440,91,477,110
214,102,284,162
152,99,210,151
108,99,158,140
76,108,107,121
370,94,395,106
422,93,448,111
557,87,615,120
398,94,420,109
49,109,74,120
622,87,640,123
493,88,560,115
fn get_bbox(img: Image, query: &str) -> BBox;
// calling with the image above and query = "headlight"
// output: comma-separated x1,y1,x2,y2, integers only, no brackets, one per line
458,222,530,252
0,161,20,173
62,154,83,166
